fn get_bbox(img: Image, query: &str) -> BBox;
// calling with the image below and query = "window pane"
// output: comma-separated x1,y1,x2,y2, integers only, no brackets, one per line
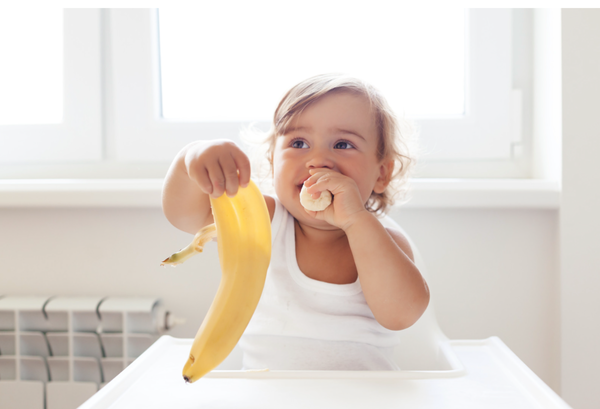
158,6,464,122
0,9,63,125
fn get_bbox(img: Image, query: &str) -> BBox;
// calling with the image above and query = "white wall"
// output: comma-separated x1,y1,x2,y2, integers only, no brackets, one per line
391,207,560,392
561,9,600,409
0,206,561,393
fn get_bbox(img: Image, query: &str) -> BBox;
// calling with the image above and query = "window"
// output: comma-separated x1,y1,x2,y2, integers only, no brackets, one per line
158,8,465,121
112,8,524,177
0,9,102,164
0,9,63,125
1,8,531,179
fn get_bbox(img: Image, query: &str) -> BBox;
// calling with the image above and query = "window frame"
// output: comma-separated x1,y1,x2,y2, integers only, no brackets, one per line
110,8,523,178
0,8,529,179
0,9,102,163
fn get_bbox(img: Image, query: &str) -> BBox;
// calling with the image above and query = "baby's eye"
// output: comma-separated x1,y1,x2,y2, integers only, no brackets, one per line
334,140,354,150
291,139,309,149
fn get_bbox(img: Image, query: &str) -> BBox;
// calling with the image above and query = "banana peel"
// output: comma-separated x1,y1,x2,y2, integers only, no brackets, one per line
161,180,271,383
161,224,217,266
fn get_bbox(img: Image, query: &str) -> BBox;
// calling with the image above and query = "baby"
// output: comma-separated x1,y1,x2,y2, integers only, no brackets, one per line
162,73,429,370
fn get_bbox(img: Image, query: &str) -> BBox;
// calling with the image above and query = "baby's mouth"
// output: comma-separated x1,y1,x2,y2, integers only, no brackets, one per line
297,177,310,191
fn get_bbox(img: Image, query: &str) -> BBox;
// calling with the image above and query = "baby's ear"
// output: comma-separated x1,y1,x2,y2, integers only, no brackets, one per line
373,160,394,194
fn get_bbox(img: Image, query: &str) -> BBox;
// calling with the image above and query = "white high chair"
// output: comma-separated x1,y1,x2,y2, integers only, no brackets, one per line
80,216,571,409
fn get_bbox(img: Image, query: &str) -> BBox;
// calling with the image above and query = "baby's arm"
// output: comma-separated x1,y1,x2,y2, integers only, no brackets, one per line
162,139,251,234
345,213,430,331
303,169,429,331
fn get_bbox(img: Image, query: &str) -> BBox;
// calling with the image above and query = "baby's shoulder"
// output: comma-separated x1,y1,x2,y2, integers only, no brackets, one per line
385,226,414,262
263,194,276,222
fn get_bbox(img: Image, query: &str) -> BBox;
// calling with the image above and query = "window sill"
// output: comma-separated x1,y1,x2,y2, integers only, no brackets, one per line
404,179,560,209
0,178,560,209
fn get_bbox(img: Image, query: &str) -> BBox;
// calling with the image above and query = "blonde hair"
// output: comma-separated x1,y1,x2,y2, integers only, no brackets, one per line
245,73,417,215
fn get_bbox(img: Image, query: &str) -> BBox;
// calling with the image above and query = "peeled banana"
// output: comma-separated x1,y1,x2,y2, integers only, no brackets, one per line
161,180,271,383
300,183,332,211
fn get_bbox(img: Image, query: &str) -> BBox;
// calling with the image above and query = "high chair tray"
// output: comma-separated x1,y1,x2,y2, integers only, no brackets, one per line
80,335,570,409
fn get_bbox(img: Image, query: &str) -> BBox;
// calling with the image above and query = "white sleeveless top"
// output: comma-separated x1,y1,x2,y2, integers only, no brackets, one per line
238,197,402,370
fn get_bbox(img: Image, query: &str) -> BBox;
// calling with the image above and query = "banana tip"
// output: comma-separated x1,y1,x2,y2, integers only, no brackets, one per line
183,375,190,383
160,258,178,267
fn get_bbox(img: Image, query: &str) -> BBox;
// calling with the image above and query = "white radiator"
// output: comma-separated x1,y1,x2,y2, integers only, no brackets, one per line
0,295,177,409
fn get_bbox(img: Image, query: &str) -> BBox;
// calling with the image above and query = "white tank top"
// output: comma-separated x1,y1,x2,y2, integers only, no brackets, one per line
238,197,402,370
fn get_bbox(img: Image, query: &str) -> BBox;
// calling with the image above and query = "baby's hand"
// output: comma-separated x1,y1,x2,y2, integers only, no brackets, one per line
184,140,251,198
302,169,368,231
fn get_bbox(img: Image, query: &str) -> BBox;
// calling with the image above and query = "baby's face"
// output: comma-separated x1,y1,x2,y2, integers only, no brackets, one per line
272,91,388,229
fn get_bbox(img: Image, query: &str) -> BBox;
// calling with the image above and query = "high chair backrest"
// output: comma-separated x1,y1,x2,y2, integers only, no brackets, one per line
379,215,449,370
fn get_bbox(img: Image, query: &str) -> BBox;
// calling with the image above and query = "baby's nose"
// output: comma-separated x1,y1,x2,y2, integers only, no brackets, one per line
306,150,335,169
306,157,334,170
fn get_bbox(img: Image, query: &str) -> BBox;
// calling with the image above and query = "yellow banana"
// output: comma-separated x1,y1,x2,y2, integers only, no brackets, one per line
161,180,271,383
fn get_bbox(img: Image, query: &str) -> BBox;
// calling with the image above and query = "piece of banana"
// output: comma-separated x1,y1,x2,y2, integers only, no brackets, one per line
162,180,271,383
300,183,332,211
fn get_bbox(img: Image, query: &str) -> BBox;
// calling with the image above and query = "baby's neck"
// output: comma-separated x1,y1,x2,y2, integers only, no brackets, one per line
294,219,346,244
293,218,357,284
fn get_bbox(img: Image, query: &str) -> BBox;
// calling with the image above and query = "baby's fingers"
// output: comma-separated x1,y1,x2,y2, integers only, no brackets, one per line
194,166,214,196
306,175,332,199
221,154,242,197
231,149,251,189
205,160,228,198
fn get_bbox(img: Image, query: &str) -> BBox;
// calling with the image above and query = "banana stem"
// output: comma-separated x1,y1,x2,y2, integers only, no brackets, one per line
161,224,217,266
